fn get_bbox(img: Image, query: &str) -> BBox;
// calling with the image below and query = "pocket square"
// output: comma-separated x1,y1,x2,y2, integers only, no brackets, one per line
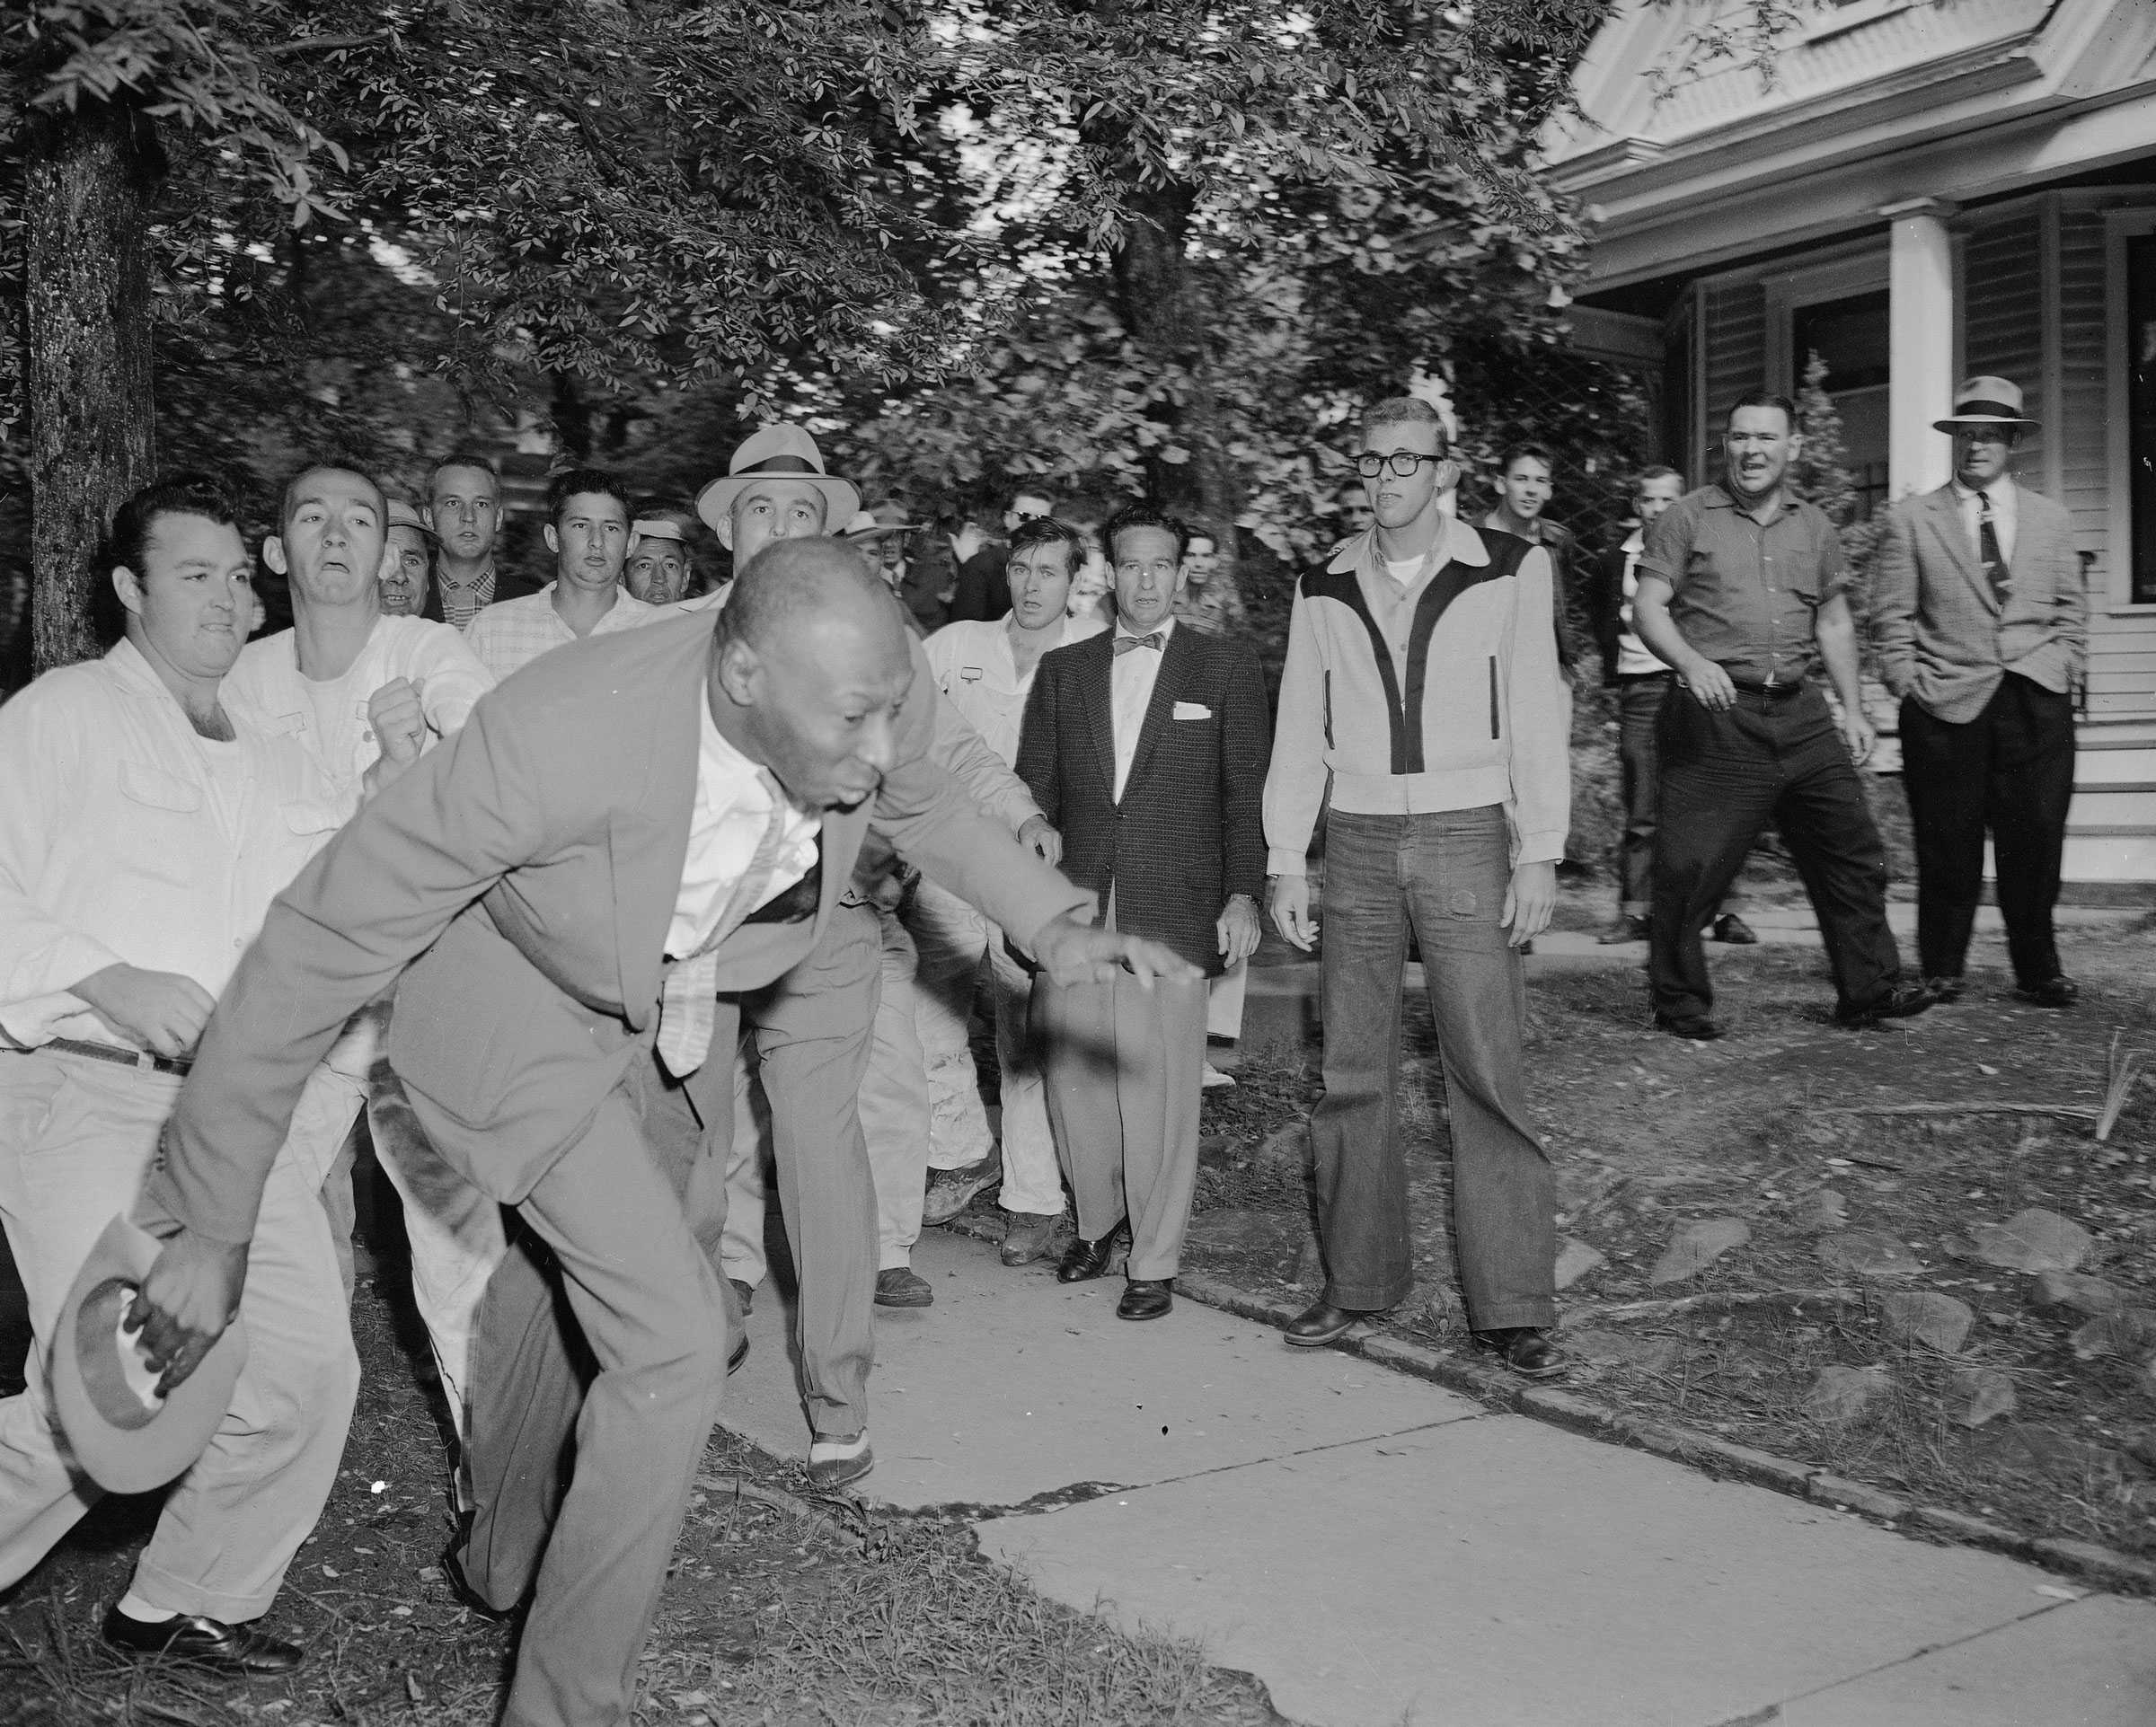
1173,701,1212,720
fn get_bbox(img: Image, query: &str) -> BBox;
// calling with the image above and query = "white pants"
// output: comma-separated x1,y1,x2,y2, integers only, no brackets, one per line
905,881,1065,1219
0,1051,359,1619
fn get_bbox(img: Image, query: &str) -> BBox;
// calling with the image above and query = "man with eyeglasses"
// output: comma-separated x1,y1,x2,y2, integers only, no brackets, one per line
1264,396,1569,1378
1872,377,2086,1009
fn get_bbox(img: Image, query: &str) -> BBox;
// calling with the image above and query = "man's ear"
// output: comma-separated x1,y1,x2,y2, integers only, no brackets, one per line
713,515,734,552
262,535,290,577
713,636,760,706
1435,457,1462,496
543,524,561,556
112,567,146,621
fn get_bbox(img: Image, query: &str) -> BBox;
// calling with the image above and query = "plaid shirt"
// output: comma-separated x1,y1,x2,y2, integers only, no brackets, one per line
464,584,663,681
434,560,498,632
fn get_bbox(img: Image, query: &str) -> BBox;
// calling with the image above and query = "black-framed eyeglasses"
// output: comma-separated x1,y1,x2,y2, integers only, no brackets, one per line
1353,451,1446,479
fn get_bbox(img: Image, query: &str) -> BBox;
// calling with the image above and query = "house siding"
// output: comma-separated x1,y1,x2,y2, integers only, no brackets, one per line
1698,281,1767,478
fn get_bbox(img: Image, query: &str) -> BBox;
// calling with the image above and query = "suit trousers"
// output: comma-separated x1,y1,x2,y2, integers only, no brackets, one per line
448,1030,734,1727
856,903,935,1266
1899,674,2075,987
0,1051,358,1619
906,879,1065,1217
1649,686,1904,1024
1308,806,1555,1327
1615,673,1746,920
1036,919,1208,1282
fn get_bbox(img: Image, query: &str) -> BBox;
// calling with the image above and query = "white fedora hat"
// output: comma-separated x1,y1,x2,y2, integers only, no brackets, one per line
694,426,861,534
1933,376,2040,433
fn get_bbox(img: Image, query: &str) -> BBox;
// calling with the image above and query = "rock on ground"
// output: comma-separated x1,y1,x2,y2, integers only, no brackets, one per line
1794,1189,1849,1232
1648,1217,1751,1285
1969,1208,2093,1274
2070,1308,2156,1363
1987,1423,2126,1487
1554,1238,1606,1291
1816,1231,1924,1278
2028,1271,2125,1317
1802,1364,1893,1423
1948,1367,2018,1428
1878,1292,1975,1355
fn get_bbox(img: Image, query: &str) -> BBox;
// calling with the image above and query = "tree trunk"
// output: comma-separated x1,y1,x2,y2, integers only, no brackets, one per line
25,101,158,674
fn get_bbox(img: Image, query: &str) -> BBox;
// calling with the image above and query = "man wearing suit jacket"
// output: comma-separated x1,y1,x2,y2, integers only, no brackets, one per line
1873,376,2089,1008
127,540,1189,1727
1019,504,1270,1322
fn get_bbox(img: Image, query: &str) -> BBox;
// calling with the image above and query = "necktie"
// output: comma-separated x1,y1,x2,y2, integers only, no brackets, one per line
1114,631,1164,656
657,770,797,1078
1977,492,2011,608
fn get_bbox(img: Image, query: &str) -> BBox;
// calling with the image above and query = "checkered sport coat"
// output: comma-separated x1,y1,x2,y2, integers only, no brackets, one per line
1017,626,1271,977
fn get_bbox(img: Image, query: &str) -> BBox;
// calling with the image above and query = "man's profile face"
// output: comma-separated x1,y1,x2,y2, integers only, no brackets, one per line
1006,540,1075,629
1954,426,2015,490
546,492,631,593
728,479,827,568
1724,405,1798,498
273,468,386,608
1635,473,1686,525
428,465,500,563
1003,492,1054,534
118,513,254,681
1110,524,1188,634
1339,484,1374,533
379,525,433,616
1500,457,1552,524
1360,420,1445,530
626,536,690,604
729,612,914,814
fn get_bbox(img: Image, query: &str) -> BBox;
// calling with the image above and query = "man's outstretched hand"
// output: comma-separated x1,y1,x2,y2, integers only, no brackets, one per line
1030,912,1200,987
128,1228,249,1397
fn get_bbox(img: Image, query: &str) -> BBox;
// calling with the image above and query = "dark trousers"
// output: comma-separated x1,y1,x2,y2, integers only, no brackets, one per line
1616,673,1746,918
1649,684,1903,1023
1309,806,1555,1328
1899,674,2074,987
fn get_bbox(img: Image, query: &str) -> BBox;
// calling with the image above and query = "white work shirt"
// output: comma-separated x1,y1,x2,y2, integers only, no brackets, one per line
0,641,346,1050
464,583,662,682
1952,476,2019,568
924,616,1107,768
665,695,822,959
227,613,493,817
1109,615,1175,802
1614,529,1664,677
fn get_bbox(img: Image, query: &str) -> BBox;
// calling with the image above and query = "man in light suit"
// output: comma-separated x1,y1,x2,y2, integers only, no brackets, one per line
126,540,1190,1727
1020,504,1271,1322
1874,376,2088,1009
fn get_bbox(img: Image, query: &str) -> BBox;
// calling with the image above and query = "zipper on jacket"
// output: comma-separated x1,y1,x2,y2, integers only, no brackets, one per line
1488,656,1500,739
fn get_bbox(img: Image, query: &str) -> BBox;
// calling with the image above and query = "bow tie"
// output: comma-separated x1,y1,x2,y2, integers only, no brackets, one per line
1114,631,1164,656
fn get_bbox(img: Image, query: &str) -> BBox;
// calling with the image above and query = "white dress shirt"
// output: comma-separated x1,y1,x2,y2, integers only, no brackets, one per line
924,615,1108,768
1952,476,2019,568
1109,615,1176,802
463,583,663,682
1614,529,1664,677
227,613,494,816
0,641,346,1049
665,696,822,959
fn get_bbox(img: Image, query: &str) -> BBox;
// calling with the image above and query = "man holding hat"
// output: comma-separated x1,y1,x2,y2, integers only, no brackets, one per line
0,474,361,1673
1874,377,2088,1007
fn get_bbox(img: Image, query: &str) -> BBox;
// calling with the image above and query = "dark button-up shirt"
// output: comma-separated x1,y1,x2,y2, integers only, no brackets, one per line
1637,486,1848,686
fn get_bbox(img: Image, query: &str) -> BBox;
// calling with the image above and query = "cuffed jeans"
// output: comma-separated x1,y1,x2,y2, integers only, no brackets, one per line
1900,674,2074,988
0,1050,358,1619
1649,683,1904,1024
1309,806,1555,1329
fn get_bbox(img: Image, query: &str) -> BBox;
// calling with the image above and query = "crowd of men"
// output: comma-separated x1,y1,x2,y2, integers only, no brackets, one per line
0,371,2086,1727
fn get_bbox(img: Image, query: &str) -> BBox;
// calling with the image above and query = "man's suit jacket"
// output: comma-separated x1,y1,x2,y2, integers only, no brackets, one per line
1873,481,2087,726
148,612,1089,1246
1018,626,1269,978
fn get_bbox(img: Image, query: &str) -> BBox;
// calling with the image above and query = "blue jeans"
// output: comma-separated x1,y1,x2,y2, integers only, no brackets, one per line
1310,806,1555,1328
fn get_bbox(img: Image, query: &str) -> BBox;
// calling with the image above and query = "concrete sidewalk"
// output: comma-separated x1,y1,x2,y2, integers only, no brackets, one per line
720,1229,2156,1727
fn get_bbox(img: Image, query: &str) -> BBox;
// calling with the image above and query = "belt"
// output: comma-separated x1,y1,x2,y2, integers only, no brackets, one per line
1727,679,1807,701
40,1037,193,1076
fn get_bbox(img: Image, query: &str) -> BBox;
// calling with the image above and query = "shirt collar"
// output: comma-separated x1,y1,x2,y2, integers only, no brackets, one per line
1621,528,1645,555
436,556,495,593
1114,615,1176,645
1951,476,2011,505
1703,483,1790,523
1329,514,1490,576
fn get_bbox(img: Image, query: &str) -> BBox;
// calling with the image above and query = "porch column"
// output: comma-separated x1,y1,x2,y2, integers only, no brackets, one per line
1883,198,1957,499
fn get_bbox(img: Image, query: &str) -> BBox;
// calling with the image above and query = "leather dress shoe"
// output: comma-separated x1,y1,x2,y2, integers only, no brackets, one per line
102,1606,305,1675
1001,1211,1066,1267
1596,914,1649,945
1710,912,1758,945
1655,1013,1722,1042
1473,1327,1567,1379
1117,1278,1173,1321
1834,982,1934,1028
1922,975,1965,1004
873,1266,933,1308
806,1432,874,1490
1056,1229,1119,1283
2016,975,2080,1009
1284,1298,1368,1348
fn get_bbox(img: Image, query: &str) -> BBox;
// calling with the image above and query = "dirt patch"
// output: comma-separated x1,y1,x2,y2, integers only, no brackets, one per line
1182,910,2156,1572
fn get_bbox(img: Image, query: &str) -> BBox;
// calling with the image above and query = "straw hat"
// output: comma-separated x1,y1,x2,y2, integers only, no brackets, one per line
694,426,861,534
1932,376,2039,433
